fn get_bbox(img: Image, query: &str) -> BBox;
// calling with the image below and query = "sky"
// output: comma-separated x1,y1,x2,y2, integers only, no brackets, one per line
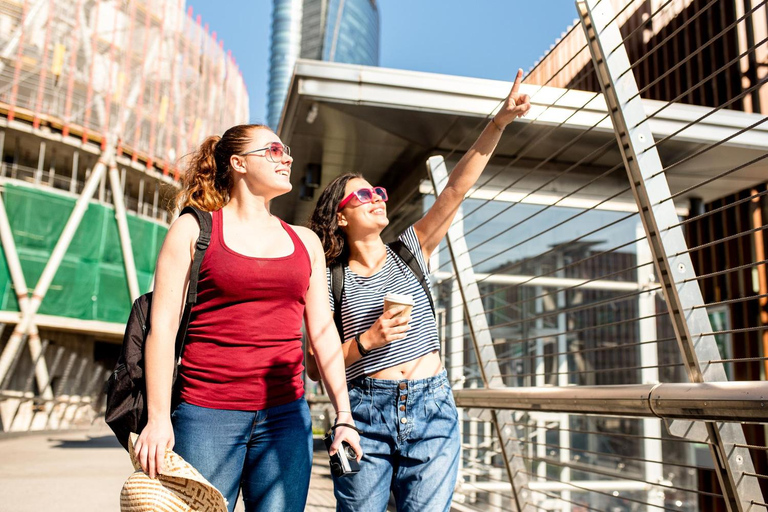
187,1,580,124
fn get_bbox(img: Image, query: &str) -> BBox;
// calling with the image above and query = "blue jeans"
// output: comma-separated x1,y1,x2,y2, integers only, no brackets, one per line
333,369,460,512
171,397,313,512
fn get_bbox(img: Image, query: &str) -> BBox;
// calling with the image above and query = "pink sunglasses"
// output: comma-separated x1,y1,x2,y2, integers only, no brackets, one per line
337,186,388,211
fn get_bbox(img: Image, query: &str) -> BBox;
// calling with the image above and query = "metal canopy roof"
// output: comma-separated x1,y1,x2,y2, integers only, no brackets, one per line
275,59,768,226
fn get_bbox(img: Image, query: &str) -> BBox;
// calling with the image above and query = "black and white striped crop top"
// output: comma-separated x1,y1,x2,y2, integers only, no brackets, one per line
326,226,440,380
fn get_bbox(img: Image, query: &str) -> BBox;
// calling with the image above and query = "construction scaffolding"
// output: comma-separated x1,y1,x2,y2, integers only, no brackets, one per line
0,0,249,175
0,0,250,434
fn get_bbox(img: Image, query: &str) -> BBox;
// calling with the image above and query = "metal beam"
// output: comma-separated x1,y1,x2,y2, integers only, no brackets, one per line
577,1,764,509
108,161,140,301
0,190,52,403
453,381,768,422
426,155,531,511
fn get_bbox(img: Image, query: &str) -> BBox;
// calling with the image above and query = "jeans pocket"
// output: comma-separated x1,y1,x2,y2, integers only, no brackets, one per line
349,386,365,414
433,384,458,420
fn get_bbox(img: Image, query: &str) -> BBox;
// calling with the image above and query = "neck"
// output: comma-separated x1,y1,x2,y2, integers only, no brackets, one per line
224,193,273,222
347,233,387,271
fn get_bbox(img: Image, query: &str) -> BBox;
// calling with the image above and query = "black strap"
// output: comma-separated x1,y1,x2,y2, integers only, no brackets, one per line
173,206,213,362
329,241,436,343
329,422,361,434
388,240,436,317
330,261,345,341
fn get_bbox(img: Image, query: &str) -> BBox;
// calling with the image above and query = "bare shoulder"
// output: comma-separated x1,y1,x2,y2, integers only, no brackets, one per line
291,225,321,247
291,225,324,261
162,210,203,258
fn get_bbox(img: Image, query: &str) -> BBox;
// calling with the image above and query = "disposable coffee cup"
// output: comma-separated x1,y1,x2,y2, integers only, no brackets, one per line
384,293,414,317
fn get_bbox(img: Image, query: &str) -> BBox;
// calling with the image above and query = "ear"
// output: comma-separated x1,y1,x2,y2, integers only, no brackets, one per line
336,211,348,227
229,154,247,174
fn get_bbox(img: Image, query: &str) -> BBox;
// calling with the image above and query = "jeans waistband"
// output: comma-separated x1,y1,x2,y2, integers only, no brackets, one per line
349,368,449,392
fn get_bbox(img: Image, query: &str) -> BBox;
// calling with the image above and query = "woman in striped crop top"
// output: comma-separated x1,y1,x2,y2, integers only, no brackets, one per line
305,70,531,511
132,124,360,512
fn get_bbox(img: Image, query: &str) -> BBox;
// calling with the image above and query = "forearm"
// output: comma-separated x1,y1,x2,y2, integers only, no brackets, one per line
311,335,352,415
446,120,504,196
342,335,364,366
144,329,176,423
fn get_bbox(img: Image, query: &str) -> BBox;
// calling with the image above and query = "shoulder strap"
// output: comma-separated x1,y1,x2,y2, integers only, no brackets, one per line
388,240,436,317
174,206,213,361
330,261,345,342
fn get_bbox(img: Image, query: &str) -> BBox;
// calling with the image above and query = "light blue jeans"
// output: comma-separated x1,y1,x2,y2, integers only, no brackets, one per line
333,369,461,512
171,397,313,512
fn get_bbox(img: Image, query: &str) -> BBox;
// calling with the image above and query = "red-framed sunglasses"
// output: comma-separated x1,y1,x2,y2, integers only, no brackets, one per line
337,186,388,211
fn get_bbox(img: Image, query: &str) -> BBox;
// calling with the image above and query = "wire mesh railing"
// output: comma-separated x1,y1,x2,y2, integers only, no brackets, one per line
411,0,768,510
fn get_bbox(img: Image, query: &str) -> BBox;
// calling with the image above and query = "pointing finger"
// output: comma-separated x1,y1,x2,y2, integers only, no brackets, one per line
511,68,524,93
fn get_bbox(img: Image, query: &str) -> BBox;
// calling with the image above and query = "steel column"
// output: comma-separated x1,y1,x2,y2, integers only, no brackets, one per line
0,191,52,403
577,1,764,509
108,162,140,301
426,155,530,511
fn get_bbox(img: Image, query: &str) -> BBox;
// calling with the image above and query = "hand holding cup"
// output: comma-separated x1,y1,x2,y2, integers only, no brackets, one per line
358,293,414,351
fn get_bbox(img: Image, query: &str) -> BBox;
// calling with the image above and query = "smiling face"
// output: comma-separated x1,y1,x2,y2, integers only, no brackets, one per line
229,127,293,200
336,177,389,238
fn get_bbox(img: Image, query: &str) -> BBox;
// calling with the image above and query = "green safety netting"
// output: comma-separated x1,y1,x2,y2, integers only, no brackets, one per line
0,183,168,324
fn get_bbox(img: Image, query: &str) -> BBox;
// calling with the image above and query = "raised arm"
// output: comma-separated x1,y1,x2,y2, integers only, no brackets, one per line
133,213,198,478
414,69,531,259
299,227,362,459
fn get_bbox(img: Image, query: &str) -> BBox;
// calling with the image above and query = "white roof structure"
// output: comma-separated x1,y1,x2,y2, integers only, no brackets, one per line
275,59,768,225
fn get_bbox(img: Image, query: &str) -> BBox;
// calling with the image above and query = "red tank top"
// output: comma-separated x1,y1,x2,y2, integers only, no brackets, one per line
178,209,311,410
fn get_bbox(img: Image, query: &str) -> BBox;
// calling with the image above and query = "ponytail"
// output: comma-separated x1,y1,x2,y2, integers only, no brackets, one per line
176,124,269,212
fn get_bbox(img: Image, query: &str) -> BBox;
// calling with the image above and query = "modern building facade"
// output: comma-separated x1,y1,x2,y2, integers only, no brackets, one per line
267,0,379,129
0,0,249,432
527,0,768,115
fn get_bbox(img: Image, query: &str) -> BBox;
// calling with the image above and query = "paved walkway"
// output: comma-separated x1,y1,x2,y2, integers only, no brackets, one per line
0,422,340,512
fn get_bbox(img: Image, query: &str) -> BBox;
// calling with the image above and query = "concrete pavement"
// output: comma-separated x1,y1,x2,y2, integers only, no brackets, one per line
0,421,338,512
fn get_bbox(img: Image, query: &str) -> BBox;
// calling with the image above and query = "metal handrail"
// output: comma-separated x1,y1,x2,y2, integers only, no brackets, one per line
453,382,768,422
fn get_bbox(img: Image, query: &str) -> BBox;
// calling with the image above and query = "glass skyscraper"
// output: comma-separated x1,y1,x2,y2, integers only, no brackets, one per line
268,0,380,129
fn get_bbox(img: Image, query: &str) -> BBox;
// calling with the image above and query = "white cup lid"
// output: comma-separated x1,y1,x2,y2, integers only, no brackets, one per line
384,292,414,305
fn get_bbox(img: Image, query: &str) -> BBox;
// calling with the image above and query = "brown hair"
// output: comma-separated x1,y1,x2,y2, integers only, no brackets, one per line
307,172,363,265
176,124,270,211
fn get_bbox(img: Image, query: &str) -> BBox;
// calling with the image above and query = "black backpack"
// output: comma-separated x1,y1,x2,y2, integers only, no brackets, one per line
329,240,436,341
104,206,212,451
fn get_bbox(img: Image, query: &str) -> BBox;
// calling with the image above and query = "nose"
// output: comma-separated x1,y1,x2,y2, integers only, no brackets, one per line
282,151,293,166
371,191,383,203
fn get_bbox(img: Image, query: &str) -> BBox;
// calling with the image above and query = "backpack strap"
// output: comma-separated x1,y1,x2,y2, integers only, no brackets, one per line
388,240,436,318
330,260,345,342
174,206,213,361
328,241,436,345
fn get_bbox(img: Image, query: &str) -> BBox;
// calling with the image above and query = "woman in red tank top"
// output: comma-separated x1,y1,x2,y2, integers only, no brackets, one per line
132,124,361,512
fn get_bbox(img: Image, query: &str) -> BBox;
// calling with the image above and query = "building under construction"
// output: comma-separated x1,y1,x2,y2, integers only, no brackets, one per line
0,0,249,432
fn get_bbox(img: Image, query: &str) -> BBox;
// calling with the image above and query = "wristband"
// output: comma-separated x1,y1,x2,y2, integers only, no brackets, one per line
491,117,504,132
355,333,371,356
336,410,352,415
329,422,361,434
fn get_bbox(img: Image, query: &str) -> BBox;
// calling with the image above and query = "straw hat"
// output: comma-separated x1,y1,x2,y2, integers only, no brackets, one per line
120,433,228,512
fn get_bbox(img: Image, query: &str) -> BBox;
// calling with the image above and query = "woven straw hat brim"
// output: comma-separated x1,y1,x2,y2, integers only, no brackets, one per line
120,433,228,512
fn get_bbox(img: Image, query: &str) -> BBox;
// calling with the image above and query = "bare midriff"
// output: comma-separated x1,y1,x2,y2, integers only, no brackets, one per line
368,350,443,380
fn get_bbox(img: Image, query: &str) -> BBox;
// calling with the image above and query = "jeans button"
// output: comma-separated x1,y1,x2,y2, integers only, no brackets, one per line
400,417,407,424
398,383,406,390
399,405,405,411
400,395,406,401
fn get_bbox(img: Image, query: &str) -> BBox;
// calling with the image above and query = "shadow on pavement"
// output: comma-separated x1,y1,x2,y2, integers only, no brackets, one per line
49,435,122,449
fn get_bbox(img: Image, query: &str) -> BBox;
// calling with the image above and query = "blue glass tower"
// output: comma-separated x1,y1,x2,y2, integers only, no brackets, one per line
268,0,380,130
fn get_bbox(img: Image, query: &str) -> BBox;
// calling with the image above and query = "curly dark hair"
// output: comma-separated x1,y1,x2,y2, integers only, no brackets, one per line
307,172,363,265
